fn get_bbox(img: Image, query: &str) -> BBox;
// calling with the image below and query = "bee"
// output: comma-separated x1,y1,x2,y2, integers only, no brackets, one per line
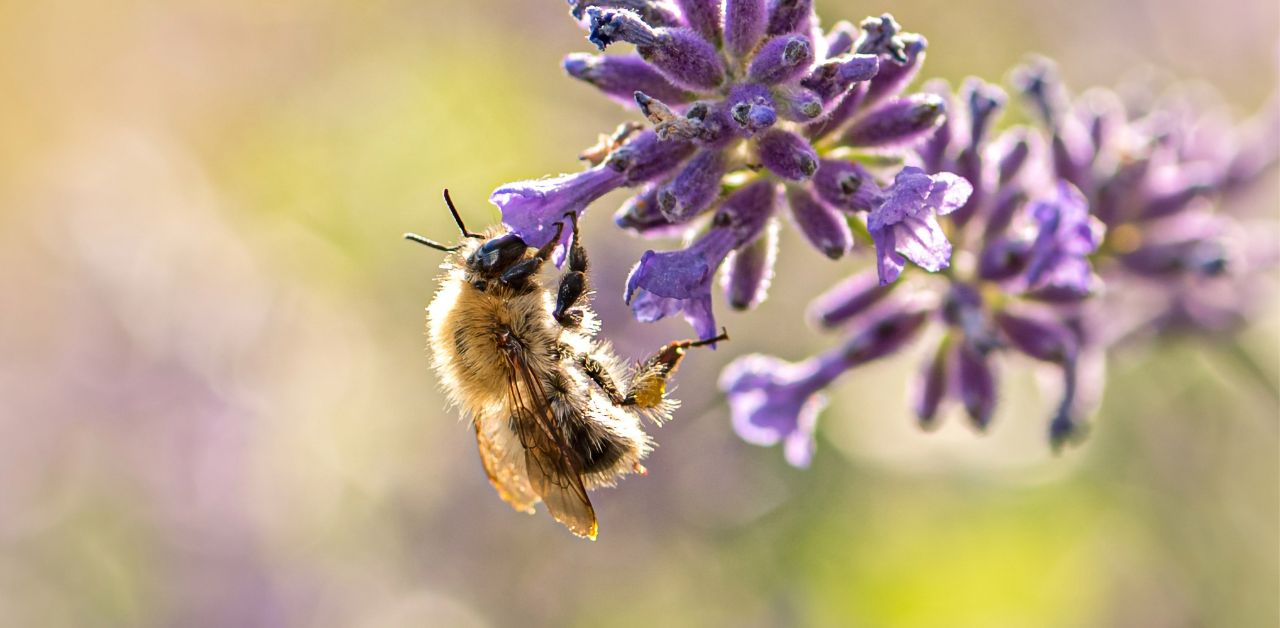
405,190,726,540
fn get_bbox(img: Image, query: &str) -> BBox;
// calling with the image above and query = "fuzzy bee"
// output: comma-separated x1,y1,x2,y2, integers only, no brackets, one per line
405,190,725,540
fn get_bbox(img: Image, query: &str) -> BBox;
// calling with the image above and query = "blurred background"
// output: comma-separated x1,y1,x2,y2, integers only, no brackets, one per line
0,1,1276,626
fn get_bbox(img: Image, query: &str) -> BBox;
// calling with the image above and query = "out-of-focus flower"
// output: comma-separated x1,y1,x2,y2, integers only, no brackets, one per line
721,304,929,466
1022,182,1103,300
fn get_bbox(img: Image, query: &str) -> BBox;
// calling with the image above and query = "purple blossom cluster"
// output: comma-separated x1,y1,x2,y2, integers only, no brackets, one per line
489,1,1277,465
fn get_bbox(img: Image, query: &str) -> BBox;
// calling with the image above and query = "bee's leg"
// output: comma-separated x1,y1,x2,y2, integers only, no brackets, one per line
554,213,589,328
623,329,730,409
498,221,566,289
576,353,625,405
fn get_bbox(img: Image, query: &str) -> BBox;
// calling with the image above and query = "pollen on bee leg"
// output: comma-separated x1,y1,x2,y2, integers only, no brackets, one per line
633,462,648,476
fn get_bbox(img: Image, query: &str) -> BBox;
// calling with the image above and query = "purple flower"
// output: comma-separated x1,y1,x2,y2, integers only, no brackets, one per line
586,7,726,90
1023,182,1102,300
491,165,626,248
721,304,929,466
553,4,926,287
801,54,880,103
956,343,997,430
841,93,946,148
756,128,819,180
806,269,896,328
747,34,815,85
722,222,778,310
913,336,952,428
625,181,775,339
867,167,973,284
786,185,853,259
473,0,1280,463
719,354,831,467
563,53,695,106
494,129,694,249
724,0,767,58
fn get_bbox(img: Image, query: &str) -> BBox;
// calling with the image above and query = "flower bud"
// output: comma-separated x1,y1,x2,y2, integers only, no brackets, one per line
1051,129,1092,190
1120,238,1229,278
725,0,767,58
715,179,779,244
614,183,685,237
727,84,778,135
604,129,697,184
948,146,984,227
806,270,896,328
658,149,727,222
1139,177,1211,221
914,336,952,428
766,0,814,35
1012,56,1066,128
838,303,930,366
587,8,726,90
963,77,1006,147
812,159,882,212
994,310,1076,363
862,33,926,110
569,0,681,27
674,0,723,45
748,35,815,85
804,83,865,140
841,94,946,148
956,344,996,430
776,87,824,122
995,129,1031,186
917,80,952,173
1048,360,1089,452
824,20,857,57
722,221,779,310
786,185,853,259
976,236,1031,281
855,14,908,62
756,129,819,180
563,53,695,107
982,187,1027,238
800,54,880,102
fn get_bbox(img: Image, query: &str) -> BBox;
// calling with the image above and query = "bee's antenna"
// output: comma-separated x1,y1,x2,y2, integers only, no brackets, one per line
443,189,484,240
403,232,461,252
686,327,730,348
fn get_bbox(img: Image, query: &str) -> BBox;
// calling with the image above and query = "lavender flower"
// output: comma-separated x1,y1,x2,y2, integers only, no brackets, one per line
476,1,1277,465
721,303,929,466
1021,182,1103,301
493,128,694,250
500,2,967,339
625,180,775,339
867,167,973,284
1010,60,1277,338
492,166,626,249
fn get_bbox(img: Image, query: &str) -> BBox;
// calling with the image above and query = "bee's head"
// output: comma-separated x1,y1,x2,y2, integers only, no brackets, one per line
404,189,556,292
464,233,527,274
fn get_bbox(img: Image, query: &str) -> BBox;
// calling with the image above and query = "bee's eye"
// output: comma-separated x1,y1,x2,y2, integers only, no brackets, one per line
471,233,528,274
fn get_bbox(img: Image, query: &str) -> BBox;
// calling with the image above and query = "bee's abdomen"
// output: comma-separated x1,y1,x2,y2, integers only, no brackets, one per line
566,418,627,475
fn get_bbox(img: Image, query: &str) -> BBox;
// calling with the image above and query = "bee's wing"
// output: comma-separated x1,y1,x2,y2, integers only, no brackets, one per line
505,353,598,540
474,419,538,514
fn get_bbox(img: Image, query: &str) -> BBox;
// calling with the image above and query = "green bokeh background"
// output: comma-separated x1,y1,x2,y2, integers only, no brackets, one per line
0,1,1276,626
